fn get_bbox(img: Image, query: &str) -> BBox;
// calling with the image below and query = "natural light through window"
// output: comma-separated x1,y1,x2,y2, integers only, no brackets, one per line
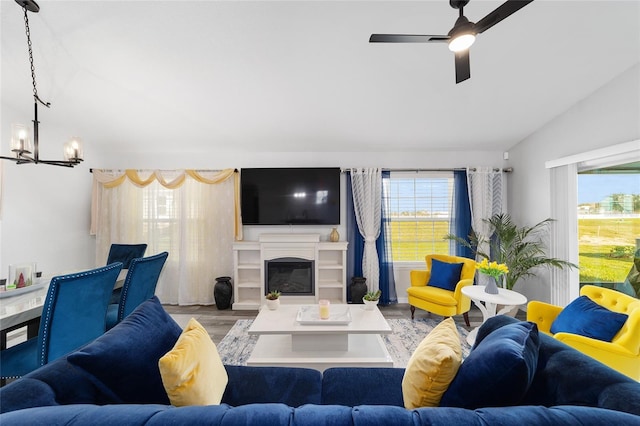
388,172,453,261
577,164,640,291
142,187,176,253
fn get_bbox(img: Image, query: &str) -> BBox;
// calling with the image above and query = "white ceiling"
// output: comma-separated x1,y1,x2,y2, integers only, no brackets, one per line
1,0,639,156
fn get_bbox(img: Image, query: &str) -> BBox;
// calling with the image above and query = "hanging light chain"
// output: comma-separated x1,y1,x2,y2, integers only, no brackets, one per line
22,5,49,108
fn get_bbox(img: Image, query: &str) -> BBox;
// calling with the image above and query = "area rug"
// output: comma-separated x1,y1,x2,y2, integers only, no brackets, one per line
217,318,471,368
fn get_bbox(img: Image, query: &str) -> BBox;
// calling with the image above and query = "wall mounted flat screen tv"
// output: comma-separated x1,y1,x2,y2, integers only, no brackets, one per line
241,168,340,225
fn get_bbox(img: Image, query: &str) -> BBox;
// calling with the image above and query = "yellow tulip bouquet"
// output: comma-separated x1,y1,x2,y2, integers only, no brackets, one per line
475,259,509,294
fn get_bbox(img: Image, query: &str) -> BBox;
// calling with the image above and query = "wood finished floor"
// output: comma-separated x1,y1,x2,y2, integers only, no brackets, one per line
164,303,527,345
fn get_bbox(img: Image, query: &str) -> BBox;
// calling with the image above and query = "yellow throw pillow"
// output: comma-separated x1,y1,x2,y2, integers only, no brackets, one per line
158,317,228,406
401,317,462,408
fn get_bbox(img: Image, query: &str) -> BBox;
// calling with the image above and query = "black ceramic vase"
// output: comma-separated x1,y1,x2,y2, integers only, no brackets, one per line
350,277,367,304
214,276,233,310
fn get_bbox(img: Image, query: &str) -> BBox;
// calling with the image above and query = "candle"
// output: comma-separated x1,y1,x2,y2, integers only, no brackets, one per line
319,299,330,319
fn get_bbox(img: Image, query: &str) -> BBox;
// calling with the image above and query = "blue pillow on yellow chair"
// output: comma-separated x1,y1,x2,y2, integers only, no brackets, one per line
550,295,628,342
427,259,464,291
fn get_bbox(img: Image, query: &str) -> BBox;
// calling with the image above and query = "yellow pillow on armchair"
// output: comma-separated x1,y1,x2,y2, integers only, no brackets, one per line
158,317,228,406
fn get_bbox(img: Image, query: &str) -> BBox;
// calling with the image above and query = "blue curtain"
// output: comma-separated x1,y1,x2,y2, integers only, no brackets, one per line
378,171,397,305
450,170,473,258
346,171,397,305
346,172,364,302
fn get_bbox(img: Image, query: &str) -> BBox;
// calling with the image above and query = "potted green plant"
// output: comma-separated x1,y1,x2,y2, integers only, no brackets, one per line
446,213,578,291
265,290,281,310
362,290,381,310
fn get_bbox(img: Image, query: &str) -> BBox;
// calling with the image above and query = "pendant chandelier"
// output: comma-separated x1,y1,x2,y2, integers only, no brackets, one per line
0,0,83,168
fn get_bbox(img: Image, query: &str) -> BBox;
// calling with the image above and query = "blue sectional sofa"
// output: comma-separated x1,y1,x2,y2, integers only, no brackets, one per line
1,297,639,425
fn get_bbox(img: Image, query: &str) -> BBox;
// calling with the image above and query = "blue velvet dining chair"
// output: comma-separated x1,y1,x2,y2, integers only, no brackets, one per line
106,243,148,270
105,252,168,330
106,243,147,304
0,263,123,380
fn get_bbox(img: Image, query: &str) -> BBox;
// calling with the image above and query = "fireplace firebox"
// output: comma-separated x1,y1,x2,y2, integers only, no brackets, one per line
265,257,314,296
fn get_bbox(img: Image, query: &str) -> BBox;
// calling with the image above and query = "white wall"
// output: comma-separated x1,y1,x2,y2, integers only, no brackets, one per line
506,64,640,303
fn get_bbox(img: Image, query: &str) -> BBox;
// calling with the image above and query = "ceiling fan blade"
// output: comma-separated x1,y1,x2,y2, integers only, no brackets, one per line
474,0,534,34
455,50,470,84
369,34,449,43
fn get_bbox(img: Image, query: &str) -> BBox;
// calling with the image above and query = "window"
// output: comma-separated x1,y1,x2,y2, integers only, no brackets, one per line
388,172,454,261
142,185,178,254
578,163,640,286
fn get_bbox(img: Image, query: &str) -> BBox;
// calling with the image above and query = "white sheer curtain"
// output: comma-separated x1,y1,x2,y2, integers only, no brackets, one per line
350,168,382,292
467,167,506,286
93,169,237,305
549,164,579,306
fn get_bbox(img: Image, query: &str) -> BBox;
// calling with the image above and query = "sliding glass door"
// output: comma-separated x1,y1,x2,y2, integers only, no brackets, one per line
578,162,640,297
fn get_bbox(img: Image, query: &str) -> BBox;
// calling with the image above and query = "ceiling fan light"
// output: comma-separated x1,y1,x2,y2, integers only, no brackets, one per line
447,14,476,52
448,33,475,52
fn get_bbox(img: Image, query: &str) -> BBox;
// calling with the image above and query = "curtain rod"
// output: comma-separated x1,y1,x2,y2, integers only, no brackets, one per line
89,168,239,173
342,167,513,173
90,167,511,173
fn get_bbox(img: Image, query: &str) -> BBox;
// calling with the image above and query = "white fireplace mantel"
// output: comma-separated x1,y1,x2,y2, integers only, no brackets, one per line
232,234,348,310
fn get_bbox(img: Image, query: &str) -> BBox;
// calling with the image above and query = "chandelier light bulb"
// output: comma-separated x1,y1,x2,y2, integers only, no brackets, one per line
64,137,83,161
10,123,32,154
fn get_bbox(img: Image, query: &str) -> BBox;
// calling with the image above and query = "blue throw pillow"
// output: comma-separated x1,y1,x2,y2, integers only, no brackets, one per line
68,296,182,404
440,321,540,409
427,259,464,291
550,295,628,342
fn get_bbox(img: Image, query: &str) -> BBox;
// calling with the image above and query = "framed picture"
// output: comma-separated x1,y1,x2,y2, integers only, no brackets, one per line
8,263,36,290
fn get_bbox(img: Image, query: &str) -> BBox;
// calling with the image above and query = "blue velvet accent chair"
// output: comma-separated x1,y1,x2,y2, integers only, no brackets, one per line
105,252,168,331
0,263,123,379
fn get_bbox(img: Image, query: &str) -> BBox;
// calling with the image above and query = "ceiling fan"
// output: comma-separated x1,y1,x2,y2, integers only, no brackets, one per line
370,0,534,84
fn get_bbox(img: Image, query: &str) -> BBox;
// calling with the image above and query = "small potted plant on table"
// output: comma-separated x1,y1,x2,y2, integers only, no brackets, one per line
265,290,281,310
363,290,381,310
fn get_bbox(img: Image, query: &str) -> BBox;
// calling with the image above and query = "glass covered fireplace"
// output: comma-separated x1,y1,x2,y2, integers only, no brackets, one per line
265,257,314,296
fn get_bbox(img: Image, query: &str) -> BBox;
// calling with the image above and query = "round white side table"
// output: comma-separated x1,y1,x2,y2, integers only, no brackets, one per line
461,285,528,345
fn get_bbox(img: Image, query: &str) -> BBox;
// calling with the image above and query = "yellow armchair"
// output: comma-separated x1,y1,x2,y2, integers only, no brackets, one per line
407,254,476,326
527,285,640,380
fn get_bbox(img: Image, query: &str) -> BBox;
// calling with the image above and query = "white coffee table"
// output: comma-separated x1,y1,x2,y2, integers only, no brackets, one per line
247,304,393,371
461,285,528,345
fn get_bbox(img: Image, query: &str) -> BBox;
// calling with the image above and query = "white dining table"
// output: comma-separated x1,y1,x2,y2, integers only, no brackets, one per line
0,269,127,348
